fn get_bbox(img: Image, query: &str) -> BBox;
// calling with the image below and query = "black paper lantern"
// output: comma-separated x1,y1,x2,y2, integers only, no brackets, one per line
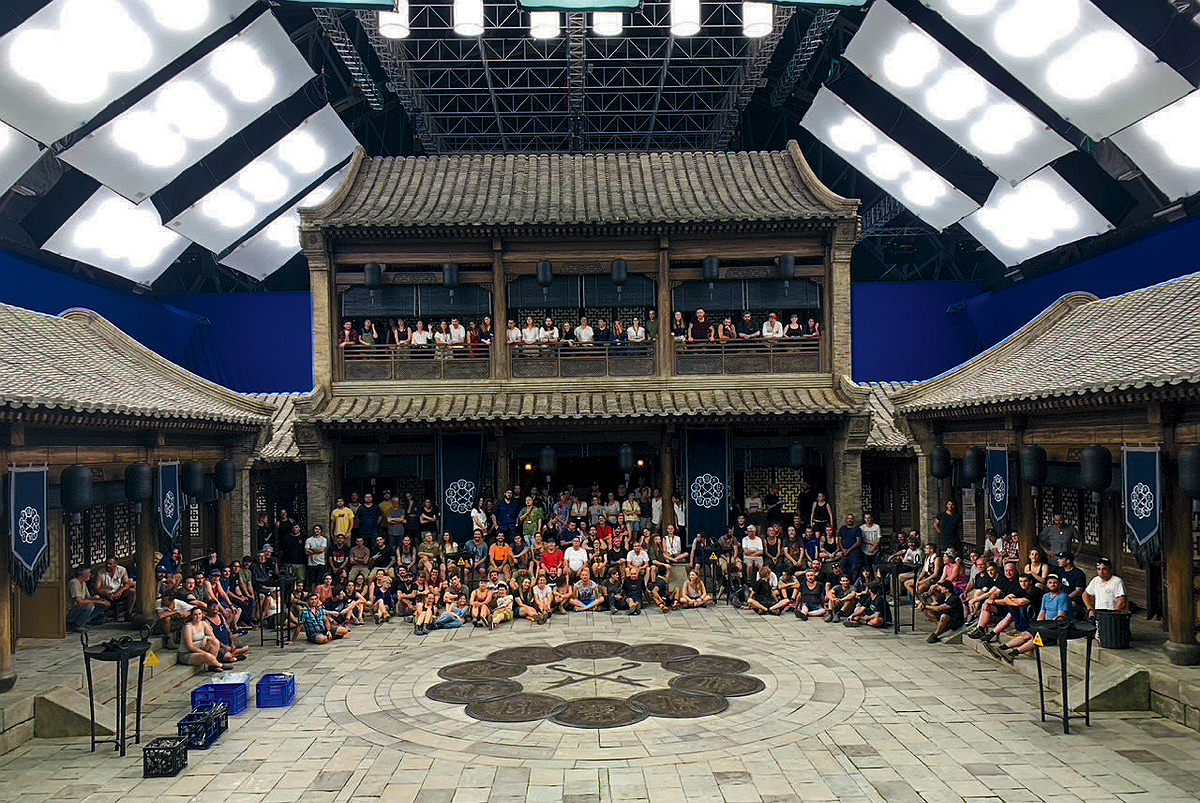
124,462,153,505
618,444,634,475
536,260,553,288
1179,445,1200,499
789,443,807,469
1080,446,1113,493
1020,445,1048,487
611,259,628,286
539,446,557,476
961,447,986,484
930,446,952,480
365,449,381,478
702,255,720,283
181,461,206,498
61,464,93,515
364,262,382,290
778,254,796,280
442,262,459,289
214,459,236,494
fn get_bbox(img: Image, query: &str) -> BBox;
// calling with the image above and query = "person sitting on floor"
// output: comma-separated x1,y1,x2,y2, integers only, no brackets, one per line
825,574,857,623
678,569,713,608
844,583,890,629
178,606,232,672
300,593,350,644
794,569,825,620
747,566,789,615
919,582,965,644
570,567,605,611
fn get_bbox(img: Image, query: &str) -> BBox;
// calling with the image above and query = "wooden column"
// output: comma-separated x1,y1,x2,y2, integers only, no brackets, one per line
1162,434,1200,665
491,238,510,380
661,427,676,529
1013,431,1035,558
216,489,232,565
301,228,336,389
135,500,157,621
495,429,511,493
656,238,673,377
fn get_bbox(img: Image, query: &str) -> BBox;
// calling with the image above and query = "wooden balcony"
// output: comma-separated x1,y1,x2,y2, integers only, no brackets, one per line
339,344,490,381
510,342,656,379
674,337,821,375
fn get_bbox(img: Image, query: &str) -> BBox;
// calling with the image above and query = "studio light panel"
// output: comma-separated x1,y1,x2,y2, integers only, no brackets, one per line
920,0,1193,141
845,1,1073,184
0,120,43,195
959,166,1113,267
801,87,980,231
0,0,254,146
1111,91,1200,204
220,164,350,280
61,13,314,203
42,186,189,284
165,105,358,253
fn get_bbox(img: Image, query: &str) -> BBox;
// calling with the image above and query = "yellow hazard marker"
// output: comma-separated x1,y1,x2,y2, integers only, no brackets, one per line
1032,633,1044,649
145,650,161,668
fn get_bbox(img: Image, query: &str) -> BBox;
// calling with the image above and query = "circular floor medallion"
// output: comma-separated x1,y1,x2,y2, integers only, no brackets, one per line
424,679,524,705
669,673,766,698
628,689,728,718
487,645,564,666
438,660,526,681
465,693,566,723
554,640,629,659
663,654,752,675
550,696,649,729
619,643,700,664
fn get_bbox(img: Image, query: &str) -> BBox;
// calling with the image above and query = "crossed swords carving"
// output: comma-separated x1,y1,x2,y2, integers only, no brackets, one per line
542,661,650,690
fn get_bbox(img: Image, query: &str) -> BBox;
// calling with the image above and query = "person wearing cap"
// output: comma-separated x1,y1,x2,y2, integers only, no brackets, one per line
737,311,759,339
1084,558,1127,620
1039,514,1079,566
761,312,784,339
1054,552,1088,614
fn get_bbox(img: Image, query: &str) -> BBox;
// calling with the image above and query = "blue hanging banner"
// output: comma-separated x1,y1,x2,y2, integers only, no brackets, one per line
685,428,729,542
987,447,1009,524
158,461,182,544
1123,447,1161,546
439,433,483,543
9,467,48,596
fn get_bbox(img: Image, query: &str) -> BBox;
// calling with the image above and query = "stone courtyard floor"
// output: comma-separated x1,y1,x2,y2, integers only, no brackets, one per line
1,604,1199,803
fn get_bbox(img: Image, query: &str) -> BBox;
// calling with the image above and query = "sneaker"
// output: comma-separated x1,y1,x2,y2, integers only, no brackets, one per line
416,627,428,636
1000,649,1016,665
630,609,641,616
981,631,998,644
823,612,833,623
927,633,940,644
796,610,808,621
968,629,985,640
843,620,862,628
983,641,1002,660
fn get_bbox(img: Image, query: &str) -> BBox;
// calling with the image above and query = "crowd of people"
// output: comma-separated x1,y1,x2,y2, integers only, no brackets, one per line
336,308,824,353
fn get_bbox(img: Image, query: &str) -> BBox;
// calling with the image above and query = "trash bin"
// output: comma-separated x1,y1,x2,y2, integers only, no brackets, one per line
1096,609,1132,649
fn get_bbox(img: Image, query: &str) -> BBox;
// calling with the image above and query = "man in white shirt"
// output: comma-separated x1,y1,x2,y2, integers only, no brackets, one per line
563,537,590,581
306,525,329,579
538,318,559,343
96,557,136,621
673,495,686,533
575,316,595,344
448,318,466,344
742,526,765,573
626,542,651,570
1084,558,1127,615
650,489,663,529
761,312,784,339
859,513,882,571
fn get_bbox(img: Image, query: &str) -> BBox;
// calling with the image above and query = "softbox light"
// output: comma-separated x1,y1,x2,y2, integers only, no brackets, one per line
1111,90,1200,204
0,120,43,195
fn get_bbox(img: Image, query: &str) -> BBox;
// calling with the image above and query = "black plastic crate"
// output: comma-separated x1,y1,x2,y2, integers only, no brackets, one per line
143,736,188,778
192,702,229,733
177,711,221,750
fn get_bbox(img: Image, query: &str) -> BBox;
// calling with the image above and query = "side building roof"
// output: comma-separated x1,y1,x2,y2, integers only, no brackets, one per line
893,271,1200,416
0,304,273,428
302,141,858,233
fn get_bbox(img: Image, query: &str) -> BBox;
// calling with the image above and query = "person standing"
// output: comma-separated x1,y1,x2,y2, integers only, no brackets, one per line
859,513,882,573
280,522,307,585
305,525,328,588
934,500,963,555
357,493,382,542
1039,514,1080,566
330,498,355,543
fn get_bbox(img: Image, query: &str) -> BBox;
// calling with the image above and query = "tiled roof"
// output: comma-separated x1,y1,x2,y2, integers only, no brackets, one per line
0,305,273,427
246,393,310,461
302,381,860,425
893,272,1200,414
857,381,915,450
303,142,858,231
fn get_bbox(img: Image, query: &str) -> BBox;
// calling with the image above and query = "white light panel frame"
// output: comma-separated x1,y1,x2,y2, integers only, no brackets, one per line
60,12,314,203
959,166,1114,266
0,121,43,195
220,164,350,280
921,0,1193,141
165,105,358,253
43,185,189,284
801,87,980,230
845,1,1073,183
1111,90,1200,204
0,0,254,146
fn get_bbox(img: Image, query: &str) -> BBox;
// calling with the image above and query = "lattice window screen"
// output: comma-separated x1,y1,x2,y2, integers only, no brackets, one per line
112,502,136,560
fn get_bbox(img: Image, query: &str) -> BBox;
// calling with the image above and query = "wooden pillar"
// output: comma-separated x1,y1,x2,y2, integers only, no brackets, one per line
1013,432,1035,558
661,427,676,529
216,489,233,565
491,238,510,380
496,429,511,493
135,500,157,621
828,220,856,377
1163,438,1200,665
656,238,673,377
301,228,336,389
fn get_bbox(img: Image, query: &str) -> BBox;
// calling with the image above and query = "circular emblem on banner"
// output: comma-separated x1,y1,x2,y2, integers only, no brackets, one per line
689,474,724,509
991,474,1007,504
163,490,176,519
1130,482,1155,520
17,506,41,544
445,479,476,515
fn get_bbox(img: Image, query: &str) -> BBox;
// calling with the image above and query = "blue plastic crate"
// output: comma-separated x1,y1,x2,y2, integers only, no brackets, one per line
191,680,250,716
177,712,220,750
256,673,296,709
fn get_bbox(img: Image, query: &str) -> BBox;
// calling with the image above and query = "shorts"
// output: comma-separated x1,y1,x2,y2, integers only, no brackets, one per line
494,608,514,623
745,557,764,573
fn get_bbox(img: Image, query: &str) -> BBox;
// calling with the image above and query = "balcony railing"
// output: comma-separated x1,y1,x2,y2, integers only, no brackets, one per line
339,344,490,381
510,342,657,379
674,337,821,375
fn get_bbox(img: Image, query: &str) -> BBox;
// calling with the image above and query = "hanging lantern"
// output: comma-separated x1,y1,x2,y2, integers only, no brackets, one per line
702,255,720,283
443,262,459,302
1020,445,1048,487
365,449,381,478
618,444,635,475
536,260,553,300
364,262,382,290
961,447,986,484
1180,445,1200,499
611,259,628,301
124,462,153,507
789,442,807,468
778,254,796,296
61,464,93,522
214,459,236,495
539,446,557,477
181,461,206,499
1080,446,1112,494
930,446,952,480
